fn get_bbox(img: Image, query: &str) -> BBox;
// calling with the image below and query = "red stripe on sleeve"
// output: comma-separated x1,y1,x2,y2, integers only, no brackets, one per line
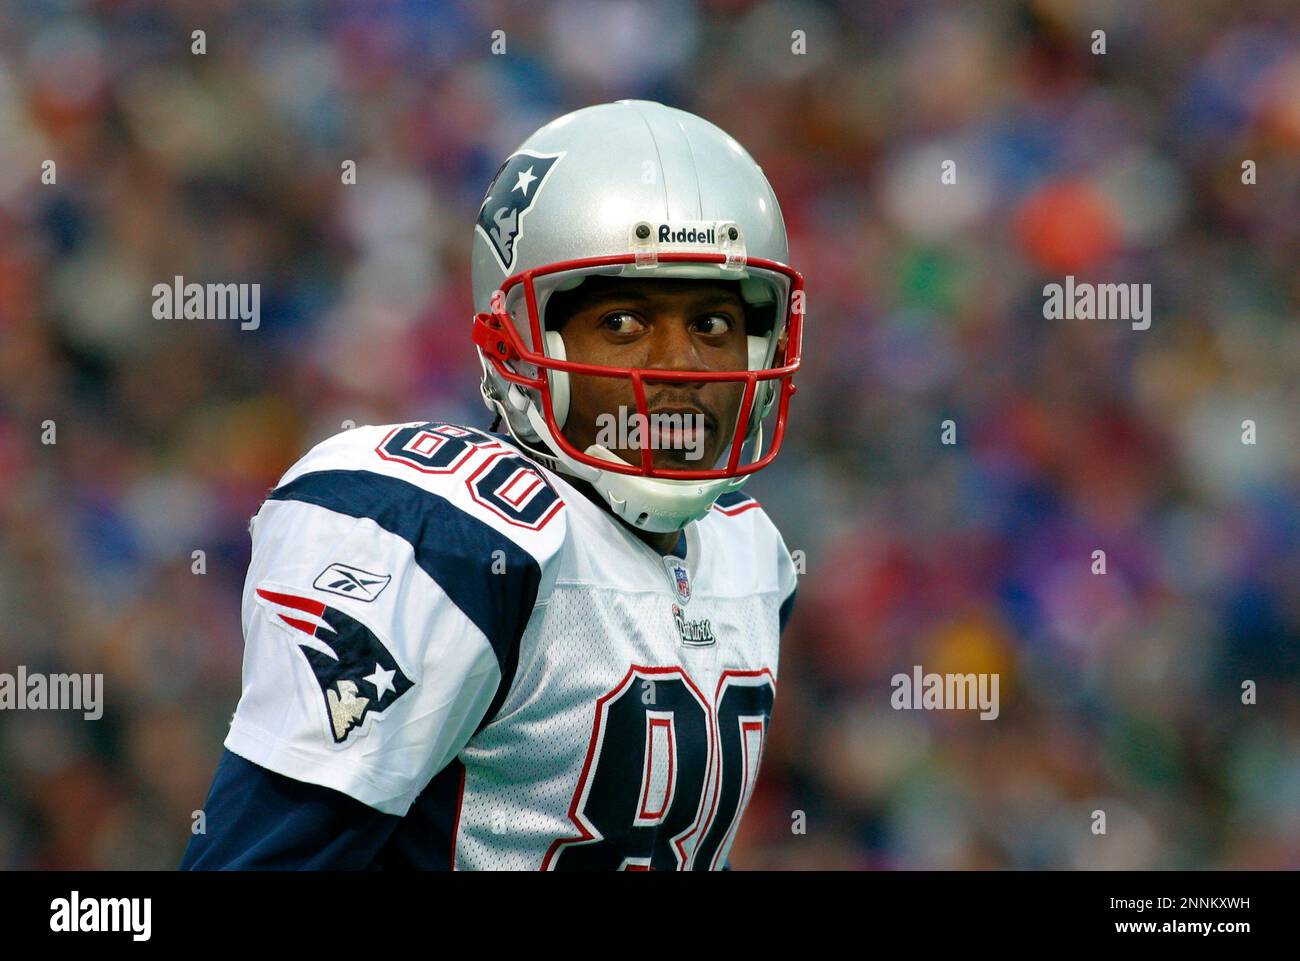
256,587,326,617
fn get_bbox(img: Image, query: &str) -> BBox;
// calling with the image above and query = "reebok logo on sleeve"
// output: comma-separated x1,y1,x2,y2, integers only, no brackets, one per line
313,562,392,601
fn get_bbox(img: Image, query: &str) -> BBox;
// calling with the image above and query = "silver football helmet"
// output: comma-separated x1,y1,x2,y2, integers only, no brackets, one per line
471,99,804,533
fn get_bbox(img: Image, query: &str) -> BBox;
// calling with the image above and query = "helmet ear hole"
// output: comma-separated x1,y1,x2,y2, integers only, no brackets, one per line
544,329,570,429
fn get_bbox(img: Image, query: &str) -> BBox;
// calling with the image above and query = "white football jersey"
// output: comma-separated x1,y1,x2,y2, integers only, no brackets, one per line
226,420,798,870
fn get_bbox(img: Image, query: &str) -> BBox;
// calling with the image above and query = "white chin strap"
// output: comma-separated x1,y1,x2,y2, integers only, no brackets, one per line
523,330,771,534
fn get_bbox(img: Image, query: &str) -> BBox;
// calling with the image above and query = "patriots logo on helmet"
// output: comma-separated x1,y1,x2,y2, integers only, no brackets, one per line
476,150,562,274
255,586,414,744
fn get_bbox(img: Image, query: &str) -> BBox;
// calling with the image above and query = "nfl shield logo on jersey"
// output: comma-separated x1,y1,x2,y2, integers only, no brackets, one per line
663,556,692,606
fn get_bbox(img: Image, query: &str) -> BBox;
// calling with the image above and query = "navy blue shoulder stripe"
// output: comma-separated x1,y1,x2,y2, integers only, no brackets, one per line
267,469,539,728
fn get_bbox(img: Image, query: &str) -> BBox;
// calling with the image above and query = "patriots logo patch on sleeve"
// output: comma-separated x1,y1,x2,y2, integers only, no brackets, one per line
255,586,414,744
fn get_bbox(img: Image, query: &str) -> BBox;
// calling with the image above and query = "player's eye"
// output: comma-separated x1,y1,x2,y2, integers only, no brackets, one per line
601,311,646,335
692,313,735,336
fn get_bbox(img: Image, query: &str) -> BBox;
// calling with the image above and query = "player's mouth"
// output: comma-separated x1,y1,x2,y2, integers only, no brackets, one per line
645,406,715,456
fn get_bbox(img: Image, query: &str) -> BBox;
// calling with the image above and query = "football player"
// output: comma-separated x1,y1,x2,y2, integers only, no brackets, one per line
181,99,803,870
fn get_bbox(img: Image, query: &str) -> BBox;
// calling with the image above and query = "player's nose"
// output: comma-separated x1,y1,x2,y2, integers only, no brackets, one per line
643,313,706,376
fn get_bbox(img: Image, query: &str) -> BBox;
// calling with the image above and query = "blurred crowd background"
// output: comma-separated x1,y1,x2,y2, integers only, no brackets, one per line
0,0,1297,870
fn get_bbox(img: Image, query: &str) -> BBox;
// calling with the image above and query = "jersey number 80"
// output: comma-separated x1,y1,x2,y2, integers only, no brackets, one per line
545,666,776,871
